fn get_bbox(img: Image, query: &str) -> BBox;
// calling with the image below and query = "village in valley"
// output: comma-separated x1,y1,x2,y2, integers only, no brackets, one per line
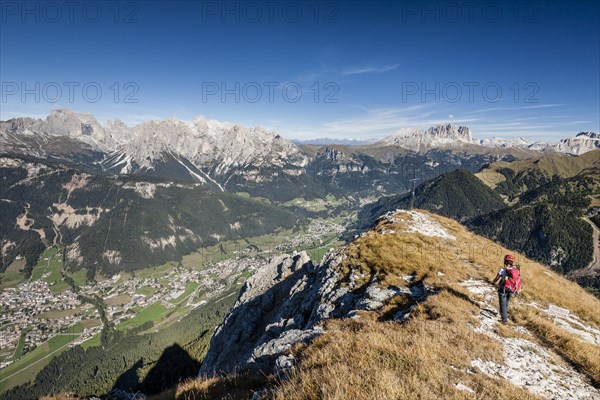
0,218,344,374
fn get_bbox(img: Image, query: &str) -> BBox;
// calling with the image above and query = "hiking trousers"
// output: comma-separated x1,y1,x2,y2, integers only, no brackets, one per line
498,291,513,322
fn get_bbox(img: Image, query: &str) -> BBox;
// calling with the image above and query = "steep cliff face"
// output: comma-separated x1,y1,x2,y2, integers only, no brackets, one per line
199,247,427,377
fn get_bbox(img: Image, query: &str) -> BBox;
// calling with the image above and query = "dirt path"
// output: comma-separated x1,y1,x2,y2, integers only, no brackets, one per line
15,202,46,240
570,217,600,278
459,278,600,400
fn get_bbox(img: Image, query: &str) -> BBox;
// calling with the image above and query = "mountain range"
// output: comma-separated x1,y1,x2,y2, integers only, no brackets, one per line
377,123,599,154
2,110,598,202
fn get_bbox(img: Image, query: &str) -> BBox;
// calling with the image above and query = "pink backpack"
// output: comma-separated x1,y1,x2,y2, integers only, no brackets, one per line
504,267,523,293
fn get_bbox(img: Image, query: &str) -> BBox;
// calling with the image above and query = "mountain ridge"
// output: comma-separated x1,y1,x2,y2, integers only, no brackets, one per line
0,110,533,201
3,109,598,173
153,210,600,399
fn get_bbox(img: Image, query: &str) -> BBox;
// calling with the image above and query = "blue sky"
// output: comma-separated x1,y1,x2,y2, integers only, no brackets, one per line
1,0,599,141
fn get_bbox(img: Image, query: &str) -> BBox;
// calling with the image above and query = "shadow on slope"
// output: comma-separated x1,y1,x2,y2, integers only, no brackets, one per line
111,344,201,395
138,344,201,395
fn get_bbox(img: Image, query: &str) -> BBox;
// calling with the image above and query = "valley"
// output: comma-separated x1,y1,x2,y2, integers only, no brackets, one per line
0,213,346,395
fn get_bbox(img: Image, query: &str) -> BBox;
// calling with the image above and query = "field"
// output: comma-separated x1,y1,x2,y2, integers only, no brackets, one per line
0,259,25,289
136,286,158,296
282,195,347,212
29,247,69,294
116,302,170,332
5,328,31,362
80,319,101,330
179,233,289,269
134,262,174,280
79,333,101,350
105,294,132,306
303,243,342,263
68,269,88,287
41,309,77,320
170,282,200,304
0,331,81,391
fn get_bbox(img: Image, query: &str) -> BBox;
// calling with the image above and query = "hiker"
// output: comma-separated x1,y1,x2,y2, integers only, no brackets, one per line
492,254,523,323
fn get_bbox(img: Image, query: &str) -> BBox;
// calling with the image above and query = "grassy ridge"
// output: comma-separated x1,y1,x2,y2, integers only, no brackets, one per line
355,159,600,294
153,211,600,400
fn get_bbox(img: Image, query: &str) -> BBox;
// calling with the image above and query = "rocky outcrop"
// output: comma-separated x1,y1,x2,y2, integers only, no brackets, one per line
376,124,600,156
198,248,424,377
198,209,600,399
479,131,600,155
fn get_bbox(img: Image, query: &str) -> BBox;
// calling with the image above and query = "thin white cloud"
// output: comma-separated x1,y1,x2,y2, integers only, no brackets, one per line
276,102,598,143
465,104,563,114
279,104,482,139
341,64,400,75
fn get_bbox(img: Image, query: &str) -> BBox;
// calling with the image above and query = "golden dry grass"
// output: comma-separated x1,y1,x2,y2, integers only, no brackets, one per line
349,211,600,325
327,211,600,388
476,149,600,185
271,296,541,400
493,323,534,341
475,169,508,189
149,372,270,400
340,216,472,289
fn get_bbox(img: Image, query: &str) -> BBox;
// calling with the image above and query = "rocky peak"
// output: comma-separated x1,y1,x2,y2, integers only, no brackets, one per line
425,123,473,142
478,136,532,147
44,108,102,137
323,147,346,161
576,131,599,139
377,123,474,151
0,116,42,134
0,109,308,178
